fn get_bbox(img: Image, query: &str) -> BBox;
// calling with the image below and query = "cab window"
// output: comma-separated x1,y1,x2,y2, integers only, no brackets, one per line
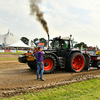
62,41,68,49
53,40,59,48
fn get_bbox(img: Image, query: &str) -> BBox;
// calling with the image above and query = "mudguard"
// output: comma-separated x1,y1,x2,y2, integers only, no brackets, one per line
83,54,90,70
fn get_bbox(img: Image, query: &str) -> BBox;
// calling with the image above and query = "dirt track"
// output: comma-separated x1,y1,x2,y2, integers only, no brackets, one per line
0,54,100,97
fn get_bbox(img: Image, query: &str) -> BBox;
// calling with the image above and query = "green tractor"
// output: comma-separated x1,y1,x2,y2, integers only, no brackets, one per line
18,35,89,73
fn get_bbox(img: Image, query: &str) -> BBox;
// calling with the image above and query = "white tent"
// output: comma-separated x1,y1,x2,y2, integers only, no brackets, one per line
0,31,18,46
9,40,30,48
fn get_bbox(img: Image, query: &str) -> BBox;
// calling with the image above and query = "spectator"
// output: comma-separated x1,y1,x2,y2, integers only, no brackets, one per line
35,47,45,81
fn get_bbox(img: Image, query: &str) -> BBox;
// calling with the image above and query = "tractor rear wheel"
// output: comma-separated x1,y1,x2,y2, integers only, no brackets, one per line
43,55,56,73
27,60,37,69
68,53,85,72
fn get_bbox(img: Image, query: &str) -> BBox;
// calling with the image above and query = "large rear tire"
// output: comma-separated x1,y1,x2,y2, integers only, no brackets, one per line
68,53,85,72
27,60,37,69
43,55,56,73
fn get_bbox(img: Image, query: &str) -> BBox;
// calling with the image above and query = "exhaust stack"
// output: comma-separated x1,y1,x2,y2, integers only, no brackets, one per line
48,34,50,49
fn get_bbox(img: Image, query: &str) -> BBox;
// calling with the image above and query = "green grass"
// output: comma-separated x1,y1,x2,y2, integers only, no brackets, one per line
0,58,18,60
0,52,24,55
1,78,100,100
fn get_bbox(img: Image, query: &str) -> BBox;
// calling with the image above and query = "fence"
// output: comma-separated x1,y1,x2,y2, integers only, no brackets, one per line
0,50,28,53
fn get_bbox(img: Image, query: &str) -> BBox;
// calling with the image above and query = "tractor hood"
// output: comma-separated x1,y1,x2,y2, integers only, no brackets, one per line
43,49,57,53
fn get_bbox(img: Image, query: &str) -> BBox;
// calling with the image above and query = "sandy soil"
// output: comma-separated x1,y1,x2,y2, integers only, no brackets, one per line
0,54,100,98
0,54,19,58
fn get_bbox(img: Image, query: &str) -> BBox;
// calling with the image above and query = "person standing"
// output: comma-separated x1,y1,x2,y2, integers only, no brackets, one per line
35,47,45,81
62,41,68,49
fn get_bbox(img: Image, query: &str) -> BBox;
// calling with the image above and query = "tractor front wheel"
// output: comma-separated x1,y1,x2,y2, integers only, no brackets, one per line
68,53,85,72
43,55,56,73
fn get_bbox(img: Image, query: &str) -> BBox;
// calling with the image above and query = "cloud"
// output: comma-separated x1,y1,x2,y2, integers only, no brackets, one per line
0,0,100,47
42,0,100,47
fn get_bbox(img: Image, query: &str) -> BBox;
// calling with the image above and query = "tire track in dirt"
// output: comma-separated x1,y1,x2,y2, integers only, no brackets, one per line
1,70,100,98
0,54,100,98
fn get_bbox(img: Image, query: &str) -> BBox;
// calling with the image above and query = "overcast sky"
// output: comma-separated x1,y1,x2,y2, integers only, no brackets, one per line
0,0,100,47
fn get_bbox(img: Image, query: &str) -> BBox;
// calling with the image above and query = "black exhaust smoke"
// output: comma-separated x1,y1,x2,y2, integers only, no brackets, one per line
29,0,49,48
30,0,49,34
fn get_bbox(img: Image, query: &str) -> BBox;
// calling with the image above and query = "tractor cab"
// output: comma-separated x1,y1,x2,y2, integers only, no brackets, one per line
49,36,74,56
52,36,74,49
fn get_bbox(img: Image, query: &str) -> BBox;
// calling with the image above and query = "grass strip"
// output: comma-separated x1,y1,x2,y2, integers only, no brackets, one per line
1,78,100,100
0,52,24,55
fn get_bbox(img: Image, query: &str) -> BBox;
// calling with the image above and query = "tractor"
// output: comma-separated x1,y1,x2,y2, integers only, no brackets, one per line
18,35,89,73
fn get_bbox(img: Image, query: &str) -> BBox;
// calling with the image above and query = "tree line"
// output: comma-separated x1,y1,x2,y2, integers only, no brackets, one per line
20,37,94,49
20,37,47,47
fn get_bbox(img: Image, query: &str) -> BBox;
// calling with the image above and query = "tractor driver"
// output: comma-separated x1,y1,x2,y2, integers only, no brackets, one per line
62,41,68,49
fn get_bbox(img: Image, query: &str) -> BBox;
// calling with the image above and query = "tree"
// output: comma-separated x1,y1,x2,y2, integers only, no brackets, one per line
74,42,88,49
39,38,47,47
21,37,29,45
34,38,38,46
33,38,47,47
